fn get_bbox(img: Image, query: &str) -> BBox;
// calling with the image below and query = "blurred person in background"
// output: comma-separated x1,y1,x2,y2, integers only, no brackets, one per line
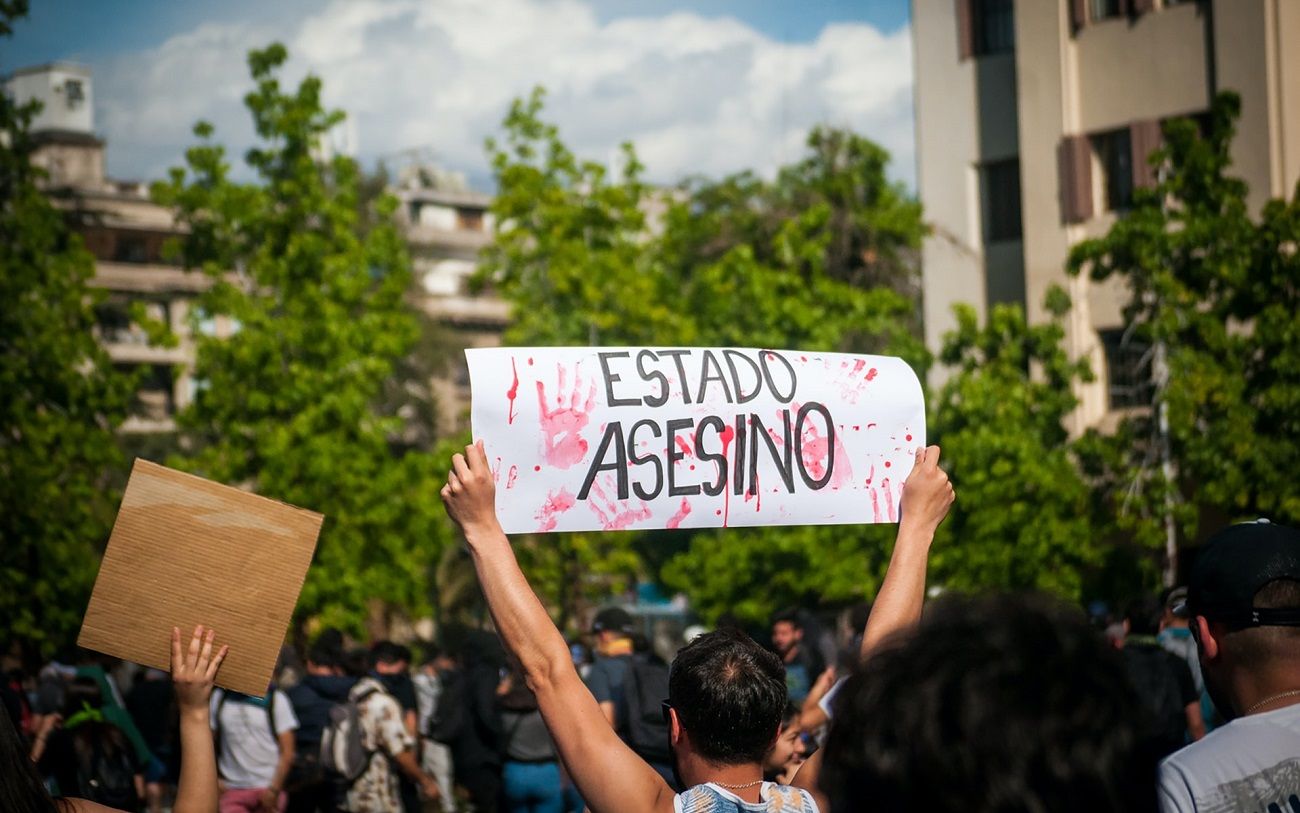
1157,520,1300,812
126,668,176,813
585,608,636,733
370,643,419,813
1121,595,1204,758
762,703,807,786
286,633,356,813
1158,587,1218,734
412,646,455,813
32,676,144,809
340,659,440,813
770,611,824,705
11,626,226,813
211,677,299,813
498,659,562,813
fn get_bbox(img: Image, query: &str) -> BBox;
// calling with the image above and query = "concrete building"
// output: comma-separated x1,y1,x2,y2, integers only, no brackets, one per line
7,62,508,436
913,0,1300,430
391,166,510,432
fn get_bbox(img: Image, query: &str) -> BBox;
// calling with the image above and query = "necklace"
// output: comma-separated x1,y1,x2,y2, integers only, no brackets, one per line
1245,688,1300,715
713,779,764,791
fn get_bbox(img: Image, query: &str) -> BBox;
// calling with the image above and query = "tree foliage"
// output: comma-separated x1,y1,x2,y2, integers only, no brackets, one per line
153,44,452,637
928,295,1107,600
1070,92,1300,536
480,89,928,624
0,0,136,655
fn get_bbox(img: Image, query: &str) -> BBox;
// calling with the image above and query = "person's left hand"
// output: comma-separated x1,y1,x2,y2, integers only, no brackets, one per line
172,625,228,716
441,440,500,535
259,787,279,812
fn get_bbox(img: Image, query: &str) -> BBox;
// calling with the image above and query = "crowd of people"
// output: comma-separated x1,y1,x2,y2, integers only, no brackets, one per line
2,442,1298,812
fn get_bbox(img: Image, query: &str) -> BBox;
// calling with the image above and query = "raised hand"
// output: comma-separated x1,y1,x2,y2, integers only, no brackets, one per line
442,440,501,535
171,624,228,714
900,445,955,534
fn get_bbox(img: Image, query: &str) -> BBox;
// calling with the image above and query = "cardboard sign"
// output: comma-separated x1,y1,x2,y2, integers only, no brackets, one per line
78,460,322,697
467,347,926,533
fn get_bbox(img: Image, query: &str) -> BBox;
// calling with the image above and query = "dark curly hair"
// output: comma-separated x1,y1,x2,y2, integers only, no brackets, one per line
820,593,1156,812
668,628,787,765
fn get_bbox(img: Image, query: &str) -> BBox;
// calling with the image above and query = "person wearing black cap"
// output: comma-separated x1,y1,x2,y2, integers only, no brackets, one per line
586,607,636,731
1157,519,1300,813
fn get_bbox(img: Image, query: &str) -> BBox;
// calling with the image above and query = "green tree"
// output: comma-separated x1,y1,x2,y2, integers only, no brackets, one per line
0,0,136,655
480,89,929,624
153,44,452,637
927,295,1108,600
1069,93,1300,553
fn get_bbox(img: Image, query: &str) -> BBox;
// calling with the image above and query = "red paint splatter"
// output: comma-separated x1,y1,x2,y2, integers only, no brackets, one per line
535,488,576,532
851,359,866,375
865,367,878,381
527,357,534,365
882,477,896,522
715,509,723,516
884,461,891,468
534,465,541,472
718,424,736,527
536,364,597,470
905,434,913,442
744,470,761,512
506,465,518,489
506,358,520,425
800,356,808,362
674,436,693,458
492,456,503,483
666,497,692,529
865,464,875,486
870,486,882,522
867,423,877,429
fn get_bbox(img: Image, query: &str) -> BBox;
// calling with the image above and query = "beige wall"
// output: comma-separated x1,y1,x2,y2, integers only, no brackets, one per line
1074,3,1210,133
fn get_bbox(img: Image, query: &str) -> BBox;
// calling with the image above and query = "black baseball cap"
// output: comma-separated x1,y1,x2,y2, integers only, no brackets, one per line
591,607,635,635
1186,520,1300,628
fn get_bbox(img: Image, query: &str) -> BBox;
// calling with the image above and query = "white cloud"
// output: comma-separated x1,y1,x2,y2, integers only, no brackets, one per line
93,0,915,189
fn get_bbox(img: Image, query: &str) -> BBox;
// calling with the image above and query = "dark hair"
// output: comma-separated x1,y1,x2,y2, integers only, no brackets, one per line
1123,595,1164,637
0,701,65,813
307,638,341,669
780,701,801,728
668,628,786,765
820,593,1155,813
369,641,410,668
770,610,802,630
61,677,104,718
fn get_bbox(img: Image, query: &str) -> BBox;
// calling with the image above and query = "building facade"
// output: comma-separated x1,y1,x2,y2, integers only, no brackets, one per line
913,0,1300,429
7,62,507,435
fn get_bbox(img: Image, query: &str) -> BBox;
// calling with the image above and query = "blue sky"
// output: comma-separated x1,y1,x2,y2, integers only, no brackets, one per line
4,0,916,188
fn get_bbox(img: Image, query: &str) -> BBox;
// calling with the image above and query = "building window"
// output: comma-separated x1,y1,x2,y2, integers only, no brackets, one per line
1090,0,1123,21
64,79,85,108
981,158,1022,242
1091,129,1133,212
1100,328,1153,409
113,235,149,264
457,207,485,232
974,0,1015,55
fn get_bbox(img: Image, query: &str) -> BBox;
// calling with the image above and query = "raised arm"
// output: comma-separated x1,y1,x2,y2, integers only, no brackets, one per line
171,625,228,813
860,445,953,657
793,445,953,805
441,441,673,813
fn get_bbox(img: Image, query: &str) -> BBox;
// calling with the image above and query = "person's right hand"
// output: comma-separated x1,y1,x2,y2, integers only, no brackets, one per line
441,440,501,536
35,712,62,739
900,445,955,534
171,624,228,715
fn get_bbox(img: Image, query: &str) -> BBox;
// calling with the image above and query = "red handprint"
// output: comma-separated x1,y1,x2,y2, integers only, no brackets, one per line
536,363,597,470
588,478,652,531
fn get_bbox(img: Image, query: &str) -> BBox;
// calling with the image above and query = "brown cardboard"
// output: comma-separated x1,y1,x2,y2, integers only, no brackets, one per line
78,459,323,697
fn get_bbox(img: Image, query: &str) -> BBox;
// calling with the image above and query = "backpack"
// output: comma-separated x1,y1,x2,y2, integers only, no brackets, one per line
320,685,382,783
71,728,140,810
427,669,467,744
1123,645,1187,746
622,653,672,763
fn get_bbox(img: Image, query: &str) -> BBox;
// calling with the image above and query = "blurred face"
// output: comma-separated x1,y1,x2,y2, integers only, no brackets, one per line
374,659,407,676
772,621,801,656
764,720,806,776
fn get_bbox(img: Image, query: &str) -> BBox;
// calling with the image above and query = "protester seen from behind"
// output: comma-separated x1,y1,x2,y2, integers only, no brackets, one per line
1156,520,1300,812
210,674,298,813
440,440,954,813
1120,594,1205,758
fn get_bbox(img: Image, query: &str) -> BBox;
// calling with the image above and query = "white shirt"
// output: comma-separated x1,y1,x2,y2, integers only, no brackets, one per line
1158,701,1300,812
210,689,299,789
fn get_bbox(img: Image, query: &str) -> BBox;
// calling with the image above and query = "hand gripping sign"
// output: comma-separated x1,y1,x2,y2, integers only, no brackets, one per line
467,347,925,534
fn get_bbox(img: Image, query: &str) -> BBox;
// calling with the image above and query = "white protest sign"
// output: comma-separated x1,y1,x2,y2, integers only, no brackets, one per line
467,347,925,534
